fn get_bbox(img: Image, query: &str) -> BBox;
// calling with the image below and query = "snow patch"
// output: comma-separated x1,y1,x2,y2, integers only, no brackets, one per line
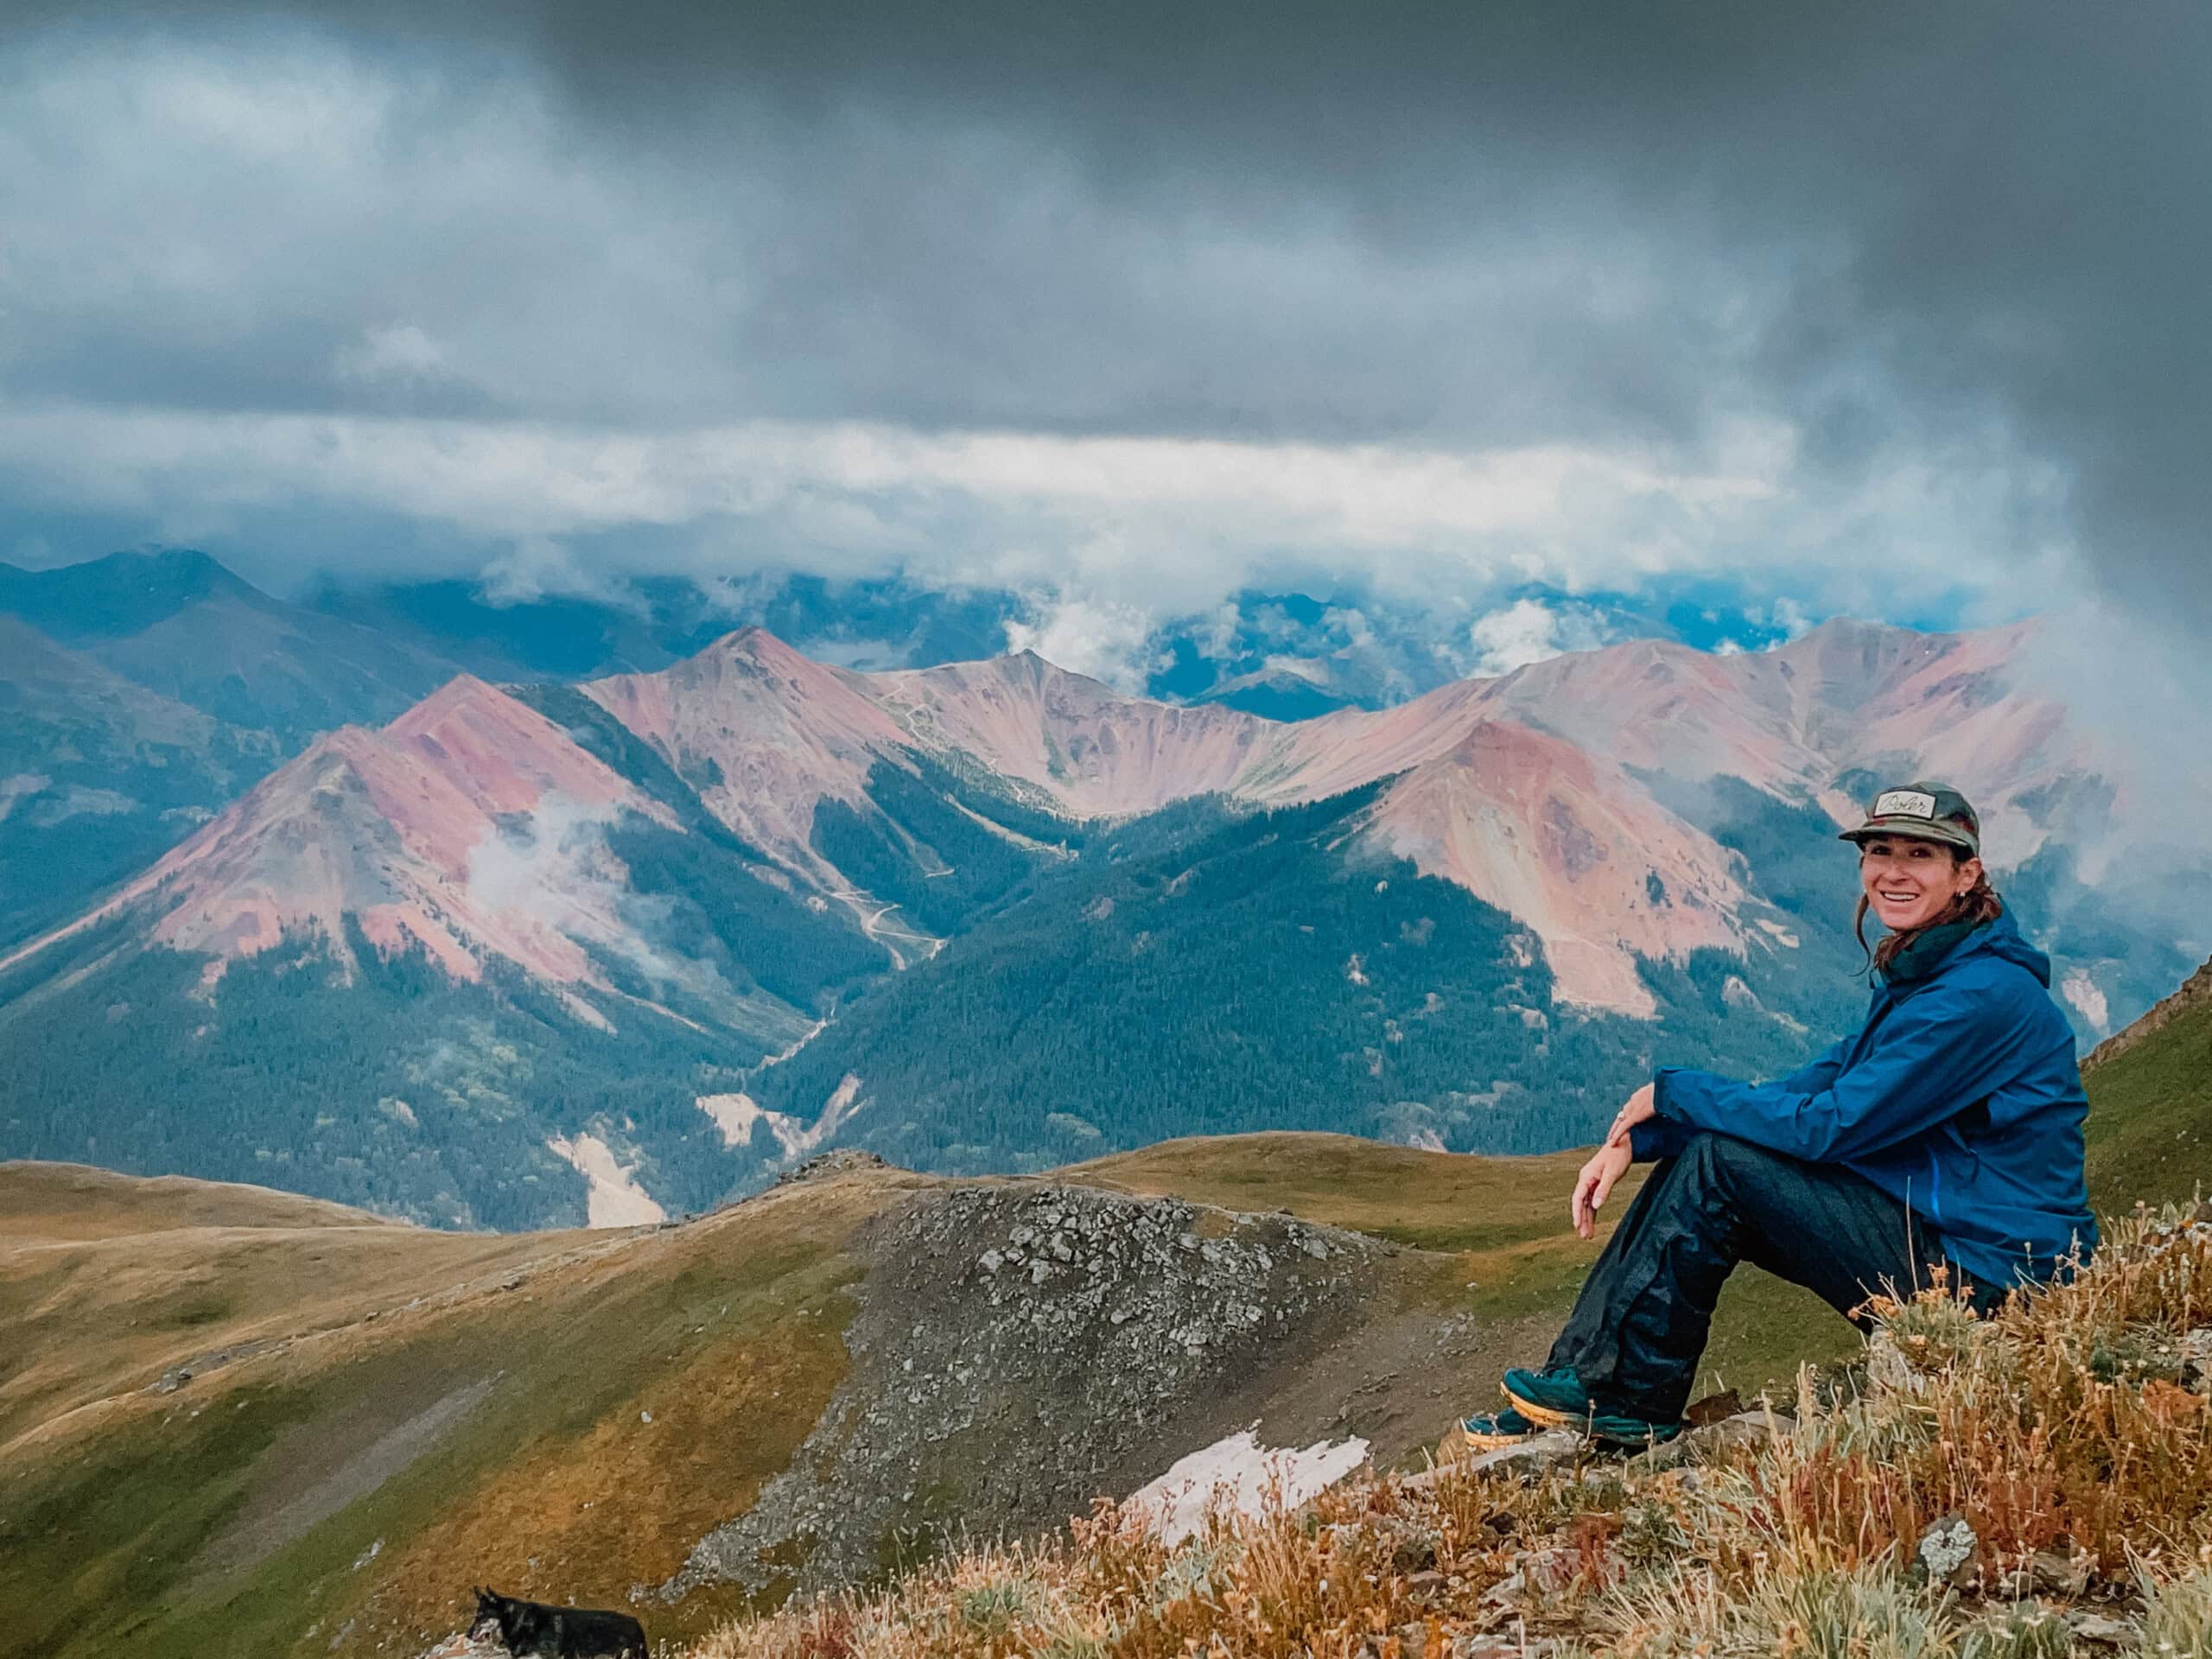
1755,918,1801,948
547,1132,666,1227
1128,1428,1370,1546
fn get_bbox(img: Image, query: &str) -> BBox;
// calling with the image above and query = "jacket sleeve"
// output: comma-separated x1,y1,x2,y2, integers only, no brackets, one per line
1627,1115,1694,1162
1629,1030,1855,1163
1777,1032,1853,1095
1651,973,2040,1162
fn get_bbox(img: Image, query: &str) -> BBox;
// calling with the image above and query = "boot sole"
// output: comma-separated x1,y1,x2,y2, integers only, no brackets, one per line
1459,1425,1541,1452
1499,1383,1586,1429
1502,1385,1681,1446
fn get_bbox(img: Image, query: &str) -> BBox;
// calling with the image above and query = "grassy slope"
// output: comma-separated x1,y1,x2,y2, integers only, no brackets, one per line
0,1160,401,1240
0,1140,1841,1659
2083,990,2212,1214
0,1170,927,1659
1066,1133,1852,1408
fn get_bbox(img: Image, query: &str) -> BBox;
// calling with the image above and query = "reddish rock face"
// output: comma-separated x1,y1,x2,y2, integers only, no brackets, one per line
582,628,910,880
10,677,671,995
1362,721,1745,1016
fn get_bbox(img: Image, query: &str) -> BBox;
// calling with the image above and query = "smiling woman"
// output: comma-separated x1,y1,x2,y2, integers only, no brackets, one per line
1849,783,2007,978
1459,777,2096,1452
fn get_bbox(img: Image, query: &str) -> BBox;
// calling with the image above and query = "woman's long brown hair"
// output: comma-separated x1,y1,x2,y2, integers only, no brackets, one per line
1853,849,2005,976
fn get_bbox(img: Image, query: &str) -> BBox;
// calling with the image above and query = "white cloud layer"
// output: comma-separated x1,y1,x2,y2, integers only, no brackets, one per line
335,323,451,386
0,27,2110,638
0,399,2055,633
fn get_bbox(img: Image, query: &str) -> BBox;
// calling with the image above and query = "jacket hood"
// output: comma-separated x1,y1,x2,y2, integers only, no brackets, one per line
1955,909,2052,988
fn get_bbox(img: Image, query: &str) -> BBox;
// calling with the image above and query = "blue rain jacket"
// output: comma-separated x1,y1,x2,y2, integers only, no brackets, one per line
1634,911,2096,1294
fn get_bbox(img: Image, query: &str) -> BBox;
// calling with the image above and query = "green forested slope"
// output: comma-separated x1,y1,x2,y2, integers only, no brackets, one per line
760,785,1864,1173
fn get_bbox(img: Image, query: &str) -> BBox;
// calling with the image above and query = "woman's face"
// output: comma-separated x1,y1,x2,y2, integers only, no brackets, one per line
1859,836,1982,931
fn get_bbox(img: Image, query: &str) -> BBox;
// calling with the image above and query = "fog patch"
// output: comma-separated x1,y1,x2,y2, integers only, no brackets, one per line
465,792,737,1006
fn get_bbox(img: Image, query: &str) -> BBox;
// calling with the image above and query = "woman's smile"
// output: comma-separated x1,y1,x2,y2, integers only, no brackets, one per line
1859,836,1977,931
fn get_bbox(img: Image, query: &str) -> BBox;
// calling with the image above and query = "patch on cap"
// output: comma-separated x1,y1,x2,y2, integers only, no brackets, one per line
1873,789,1938,820
1840,778,1981,855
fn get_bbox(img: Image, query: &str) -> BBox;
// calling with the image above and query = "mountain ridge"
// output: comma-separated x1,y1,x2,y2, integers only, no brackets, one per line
3,611,2204,1229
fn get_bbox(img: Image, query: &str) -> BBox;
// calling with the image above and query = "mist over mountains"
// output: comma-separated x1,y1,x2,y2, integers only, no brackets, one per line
3,550,2204,1229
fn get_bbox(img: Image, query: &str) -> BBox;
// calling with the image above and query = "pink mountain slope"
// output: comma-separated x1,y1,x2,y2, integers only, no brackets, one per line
8,618,2156,1027
550,619,2126,1015
2,677,675,999
1370,721,1749,1017
855,651,1274,817
582,629,912,880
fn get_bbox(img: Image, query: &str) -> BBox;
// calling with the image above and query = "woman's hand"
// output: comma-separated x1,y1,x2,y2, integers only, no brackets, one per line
1571,1084,1654,1239
1606,1083,1656,1149
1570,1139,1633,1240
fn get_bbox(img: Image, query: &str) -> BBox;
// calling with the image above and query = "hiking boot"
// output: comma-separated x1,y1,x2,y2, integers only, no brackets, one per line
1458,1404,1542,1452
1501,1365,1685,1447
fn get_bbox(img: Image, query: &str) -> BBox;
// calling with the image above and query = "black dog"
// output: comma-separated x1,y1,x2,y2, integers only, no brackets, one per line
467,1586,649,1659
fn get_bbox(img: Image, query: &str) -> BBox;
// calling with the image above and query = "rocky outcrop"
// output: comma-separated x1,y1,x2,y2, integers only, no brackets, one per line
659,1181,1387,1599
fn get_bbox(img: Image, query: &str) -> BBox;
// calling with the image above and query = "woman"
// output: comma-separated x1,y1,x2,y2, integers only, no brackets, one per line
1463,780,2095,1448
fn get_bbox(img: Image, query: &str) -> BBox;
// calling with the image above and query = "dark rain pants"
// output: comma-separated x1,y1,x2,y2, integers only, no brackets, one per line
1545,1130,2000,1422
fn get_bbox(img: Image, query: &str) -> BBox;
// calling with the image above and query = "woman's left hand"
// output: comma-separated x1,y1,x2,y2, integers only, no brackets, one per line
1606,1083,1656,1149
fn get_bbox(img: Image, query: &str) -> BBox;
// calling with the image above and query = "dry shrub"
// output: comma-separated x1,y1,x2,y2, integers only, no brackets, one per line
1762,1206,2212,1583
2137,1565,2212,1658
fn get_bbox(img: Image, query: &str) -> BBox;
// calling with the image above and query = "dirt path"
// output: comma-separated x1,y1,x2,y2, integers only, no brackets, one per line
1235,1306,1565,1472
826,887,941,969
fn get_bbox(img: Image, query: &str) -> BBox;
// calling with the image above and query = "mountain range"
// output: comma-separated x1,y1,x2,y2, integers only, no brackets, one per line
0,552,1450,945
4,548,2208,1226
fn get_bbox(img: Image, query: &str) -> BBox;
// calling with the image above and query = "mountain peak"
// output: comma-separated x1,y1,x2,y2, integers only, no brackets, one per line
387,671,506,721
0,547,264,642
704,623,799,662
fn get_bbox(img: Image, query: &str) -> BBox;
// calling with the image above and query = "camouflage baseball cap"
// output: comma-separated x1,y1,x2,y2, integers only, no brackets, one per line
1839,780,1981,856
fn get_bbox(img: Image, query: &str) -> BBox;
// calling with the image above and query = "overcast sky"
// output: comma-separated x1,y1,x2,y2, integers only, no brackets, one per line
1,2,2205,672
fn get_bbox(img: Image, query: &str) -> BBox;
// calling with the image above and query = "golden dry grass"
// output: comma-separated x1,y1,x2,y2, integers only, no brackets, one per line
0,1166,921,1659
0,1158,402,1239
0,1207,603,1454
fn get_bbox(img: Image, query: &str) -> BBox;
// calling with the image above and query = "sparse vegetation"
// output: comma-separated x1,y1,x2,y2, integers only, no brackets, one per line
689,1203,2212,1658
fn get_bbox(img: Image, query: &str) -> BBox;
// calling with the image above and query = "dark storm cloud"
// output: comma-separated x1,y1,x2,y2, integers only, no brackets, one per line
0,2,2205,620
